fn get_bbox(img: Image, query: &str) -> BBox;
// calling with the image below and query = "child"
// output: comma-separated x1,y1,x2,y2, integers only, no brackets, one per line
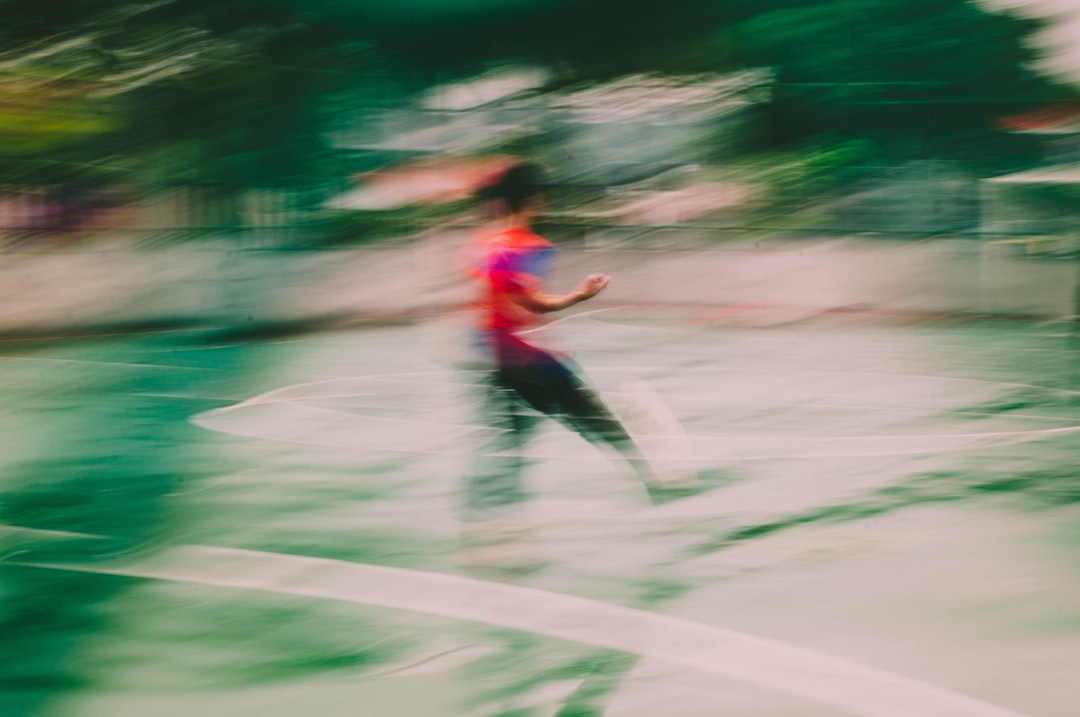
458,162,691,567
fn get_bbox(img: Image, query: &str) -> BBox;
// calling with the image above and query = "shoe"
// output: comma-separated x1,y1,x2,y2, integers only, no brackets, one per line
644,467,732,506
605,380,701,492
644,481,707,506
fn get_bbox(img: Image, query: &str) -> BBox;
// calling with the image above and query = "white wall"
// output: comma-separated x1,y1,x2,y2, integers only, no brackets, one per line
0,236,1075,335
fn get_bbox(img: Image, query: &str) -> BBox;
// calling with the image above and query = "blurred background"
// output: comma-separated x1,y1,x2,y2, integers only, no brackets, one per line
0,0,1077,329
4,2,1080,717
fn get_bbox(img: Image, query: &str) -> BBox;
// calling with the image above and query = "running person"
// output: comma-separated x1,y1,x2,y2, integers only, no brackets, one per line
457,162,683,566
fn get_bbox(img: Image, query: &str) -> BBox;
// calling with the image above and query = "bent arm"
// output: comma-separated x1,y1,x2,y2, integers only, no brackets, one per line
515,288,592,313
513,273,610,313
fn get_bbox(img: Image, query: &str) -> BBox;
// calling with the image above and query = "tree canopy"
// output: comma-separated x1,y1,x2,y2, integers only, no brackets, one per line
0,0,1066,187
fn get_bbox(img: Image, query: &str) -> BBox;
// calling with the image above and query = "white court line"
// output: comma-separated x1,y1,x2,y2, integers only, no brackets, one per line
489,427,1080,461
208,370,479,415
0,327,202,343
189,366,1080,420
587,366,1080,398
203,367,1080,416
199,383,1078,423
0,356,211,371
194,396,1080,458
3,530,1029,717
579,310,1080,350
516,307,625,335
190,369,1080,459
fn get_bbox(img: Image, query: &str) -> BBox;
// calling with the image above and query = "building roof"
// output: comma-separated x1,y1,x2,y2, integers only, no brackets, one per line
999,103,1080,135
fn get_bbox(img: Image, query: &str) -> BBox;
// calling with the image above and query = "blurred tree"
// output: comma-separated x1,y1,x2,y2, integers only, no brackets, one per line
345,0,1063,158
0,0,1064,188
715,0,1063,156
0,66,123,185
0,0,384,189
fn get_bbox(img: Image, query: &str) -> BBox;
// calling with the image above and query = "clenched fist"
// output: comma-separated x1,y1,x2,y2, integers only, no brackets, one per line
579,273,610,298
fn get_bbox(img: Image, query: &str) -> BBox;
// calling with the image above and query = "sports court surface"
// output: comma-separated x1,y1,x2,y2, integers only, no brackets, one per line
2,306,1079,717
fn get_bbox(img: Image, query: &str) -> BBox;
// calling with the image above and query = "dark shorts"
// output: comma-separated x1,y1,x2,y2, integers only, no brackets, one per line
488,328,633,450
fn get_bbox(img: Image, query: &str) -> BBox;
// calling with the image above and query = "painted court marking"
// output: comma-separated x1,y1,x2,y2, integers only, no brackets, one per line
2,529,1029,717
0,356,210,372
190,369,1080,459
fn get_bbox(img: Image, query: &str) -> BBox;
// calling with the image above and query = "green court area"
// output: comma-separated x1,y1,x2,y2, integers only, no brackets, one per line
2,309,1079,717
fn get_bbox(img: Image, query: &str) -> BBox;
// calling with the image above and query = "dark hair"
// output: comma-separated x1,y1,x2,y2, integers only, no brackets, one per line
477,161,548,214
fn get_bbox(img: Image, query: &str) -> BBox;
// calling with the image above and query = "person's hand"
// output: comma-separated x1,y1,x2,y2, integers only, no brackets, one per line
579,273,610,299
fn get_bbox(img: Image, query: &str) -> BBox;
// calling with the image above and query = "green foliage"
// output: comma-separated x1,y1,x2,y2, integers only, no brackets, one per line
803,139,882,188
0,59,126,185
762,139,882,207
0,0,386,188
732,0,1060,153
0,82,116,155
0,0,1064,189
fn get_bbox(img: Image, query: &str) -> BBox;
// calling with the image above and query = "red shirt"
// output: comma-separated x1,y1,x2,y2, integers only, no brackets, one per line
464,226,556,332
